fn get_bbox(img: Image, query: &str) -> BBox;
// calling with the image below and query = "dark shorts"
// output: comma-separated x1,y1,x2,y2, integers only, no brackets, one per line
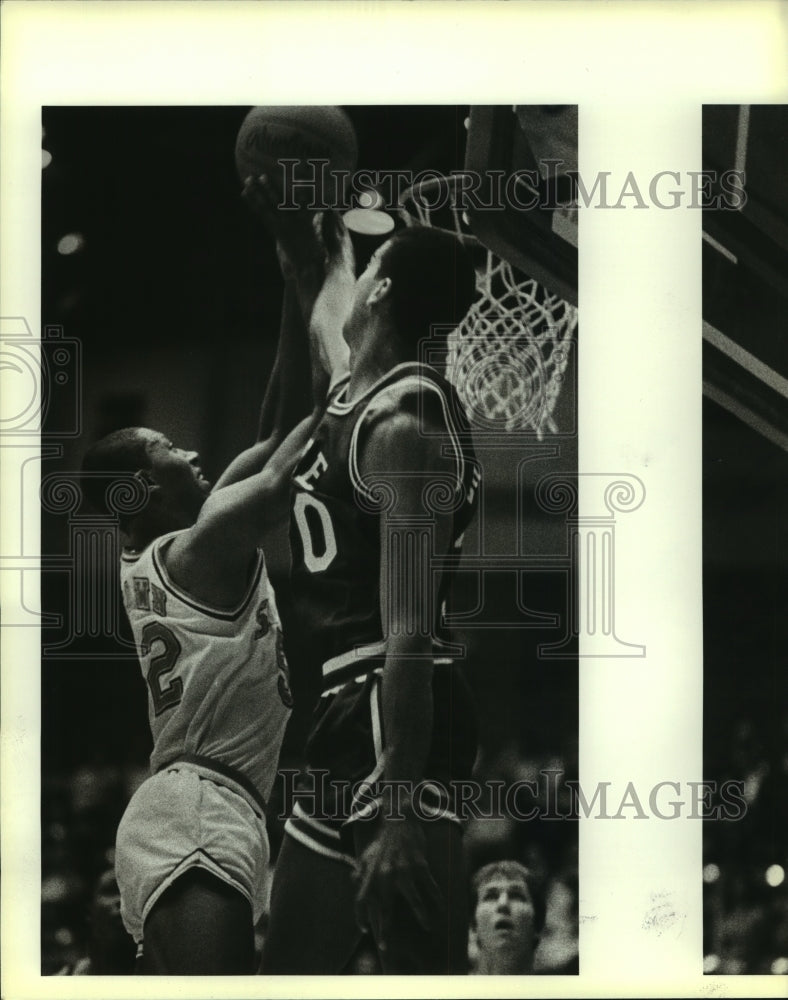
302,660,478,828
276,661,476,973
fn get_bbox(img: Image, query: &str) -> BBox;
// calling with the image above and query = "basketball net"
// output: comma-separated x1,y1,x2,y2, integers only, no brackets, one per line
398,175,577,437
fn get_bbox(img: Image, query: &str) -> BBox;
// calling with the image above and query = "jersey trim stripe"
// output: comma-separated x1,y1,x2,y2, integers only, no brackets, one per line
343,675,463,827
348,800,462,826
284,822,356,866
290,799,342,846
320,657,461,696
284,805,356,866
348,757,386,820
370,678,383,761
323,640,387,678
138,847,254,943
324,372,352,412
320,644,461,694
291,800,343,838
322,669,382,698
149,534,264,622
320,641,387,694
347,374,465,502
348,786,462,827
348,676,386,821
326,362,425,415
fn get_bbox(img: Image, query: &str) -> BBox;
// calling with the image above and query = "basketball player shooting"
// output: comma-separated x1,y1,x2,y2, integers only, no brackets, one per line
249,174,482,974
79,181,321,975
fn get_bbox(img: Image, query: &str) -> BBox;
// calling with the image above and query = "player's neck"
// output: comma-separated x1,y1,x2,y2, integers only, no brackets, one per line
476,949,533,975
126,506,194,552
346,323,403,402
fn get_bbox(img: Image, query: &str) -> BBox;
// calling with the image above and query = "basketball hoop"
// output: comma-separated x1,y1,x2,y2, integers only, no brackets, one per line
398,174,577,437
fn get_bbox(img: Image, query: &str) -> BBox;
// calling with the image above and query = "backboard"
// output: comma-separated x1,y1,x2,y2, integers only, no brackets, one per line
464,105,578,307
702,104,788,451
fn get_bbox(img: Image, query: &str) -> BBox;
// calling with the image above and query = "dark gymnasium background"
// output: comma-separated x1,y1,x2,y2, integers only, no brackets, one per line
39,107,579,974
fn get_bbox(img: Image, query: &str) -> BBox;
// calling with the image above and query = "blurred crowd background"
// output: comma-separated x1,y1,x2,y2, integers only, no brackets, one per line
702,710,788,976
702,400,787,975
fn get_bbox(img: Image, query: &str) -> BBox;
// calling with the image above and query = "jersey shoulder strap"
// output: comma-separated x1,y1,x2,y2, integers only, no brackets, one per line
348,364,471,501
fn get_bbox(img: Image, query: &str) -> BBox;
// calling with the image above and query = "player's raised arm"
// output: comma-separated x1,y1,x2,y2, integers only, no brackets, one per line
306,211,353,390
210,437,282,494
166,415,313,606
215,174,326,495
242,174,331,411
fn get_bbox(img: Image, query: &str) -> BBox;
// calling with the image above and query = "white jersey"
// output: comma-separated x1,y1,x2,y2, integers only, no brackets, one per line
120,530,292,807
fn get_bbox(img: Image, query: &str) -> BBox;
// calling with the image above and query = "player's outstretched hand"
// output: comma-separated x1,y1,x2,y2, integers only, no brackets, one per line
241,174,323,277
353,815,442,951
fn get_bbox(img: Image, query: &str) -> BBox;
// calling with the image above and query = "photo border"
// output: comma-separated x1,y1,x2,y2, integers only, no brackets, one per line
2,2,787,997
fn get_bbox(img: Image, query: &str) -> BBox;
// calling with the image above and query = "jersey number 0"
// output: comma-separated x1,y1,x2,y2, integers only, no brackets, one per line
293,493,337,573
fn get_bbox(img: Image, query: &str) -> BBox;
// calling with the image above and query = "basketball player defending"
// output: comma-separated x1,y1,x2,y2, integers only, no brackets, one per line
258,183,481,973
80,182,320,975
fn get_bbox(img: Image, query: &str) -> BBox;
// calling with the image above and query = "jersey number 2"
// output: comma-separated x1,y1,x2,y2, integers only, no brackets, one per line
293,493,337,573
141,621,183,716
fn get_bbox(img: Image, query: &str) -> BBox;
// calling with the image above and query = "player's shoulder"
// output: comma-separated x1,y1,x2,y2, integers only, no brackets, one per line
120,529,189,596
362,363,464,432
356,366,473,479
149,526,212,590
120,534,160,576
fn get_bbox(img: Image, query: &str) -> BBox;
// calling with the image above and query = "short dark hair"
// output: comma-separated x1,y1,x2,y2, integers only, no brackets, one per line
80,427,152,527
470,860,547,934
376,226,477,353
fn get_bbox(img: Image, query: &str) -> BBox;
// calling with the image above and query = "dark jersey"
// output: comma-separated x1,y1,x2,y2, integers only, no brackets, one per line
289,362,480,693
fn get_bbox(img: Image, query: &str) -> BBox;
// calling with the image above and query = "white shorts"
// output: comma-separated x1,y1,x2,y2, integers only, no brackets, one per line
115,764,269,944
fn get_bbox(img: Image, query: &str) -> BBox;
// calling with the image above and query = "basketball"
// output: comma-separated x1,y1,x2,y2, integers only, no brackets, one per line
235,106,358,209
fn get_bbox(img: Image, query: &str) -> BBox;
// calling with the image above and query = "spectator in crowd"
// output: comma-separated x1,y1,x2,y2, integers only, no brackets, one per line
468,860,544,975
57,868,135,975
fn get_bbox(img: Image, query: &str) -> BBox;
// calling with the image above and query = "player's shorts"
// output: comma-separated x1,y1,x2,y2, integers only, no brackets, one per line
115,761,269,945
299,658,478,839
283,800,356,867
